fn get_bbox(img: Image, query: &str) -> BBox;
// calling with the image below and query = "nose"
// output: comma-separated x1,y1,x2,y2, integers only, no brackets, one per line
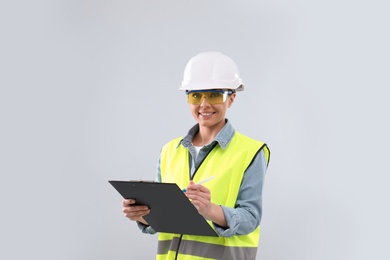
199,95,211,107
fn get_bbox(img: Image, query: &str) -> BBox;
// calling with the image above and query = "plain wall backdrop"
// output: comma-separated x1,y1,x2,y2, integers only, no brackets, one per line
1,0,389,259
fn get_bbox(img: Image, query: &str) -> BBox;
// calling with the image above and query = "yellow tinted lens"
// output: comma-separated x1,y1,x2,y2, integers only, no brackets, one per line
206,92,223,104
187,92,203,104
187,92,226,105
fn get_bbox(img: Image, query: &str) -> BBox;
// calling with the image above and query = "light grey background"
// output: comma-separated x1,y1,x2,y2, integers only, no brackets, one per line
1,0,389,259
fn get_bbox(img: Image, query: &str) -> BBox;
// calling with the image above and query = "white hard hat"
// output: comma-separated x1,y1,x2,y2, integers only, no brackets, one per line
178,51,244,91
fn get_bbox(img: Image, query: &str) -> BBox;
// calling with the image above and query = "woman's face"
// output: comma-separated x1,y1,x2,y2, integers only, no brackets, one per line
189,91,236,130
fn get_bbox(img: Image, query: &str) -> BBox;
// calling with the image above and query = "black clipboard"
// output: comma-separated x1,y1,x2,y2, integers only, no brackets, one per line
109,180,218,237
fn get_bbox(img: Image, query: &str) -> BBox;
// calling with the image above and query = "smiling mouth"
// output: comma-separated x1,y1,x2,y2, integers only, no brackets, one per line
199,112,215,116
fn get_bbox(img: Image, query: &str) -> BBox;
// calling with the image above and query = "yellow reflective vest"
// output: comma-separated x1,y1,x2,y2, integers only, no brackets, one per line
158,131,270,260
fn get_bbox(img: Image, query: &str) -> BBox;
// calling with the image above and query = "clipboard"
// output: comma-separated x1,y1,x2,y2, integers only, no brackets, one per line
109,180,218,237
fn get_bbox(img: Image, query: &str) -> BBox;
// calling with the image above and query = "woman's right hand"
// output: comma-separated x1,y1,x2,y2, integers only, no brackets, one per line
122,199,150,225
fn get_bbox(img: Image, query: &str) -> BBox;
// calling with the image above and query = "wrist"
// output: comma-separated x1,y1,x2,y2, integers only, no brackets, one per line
137,217,149,225
206,203,227,228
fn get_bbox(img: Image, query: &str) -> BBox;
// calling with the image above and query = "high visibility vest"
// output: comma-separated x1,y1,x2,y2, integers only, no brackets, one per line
158,131,270,260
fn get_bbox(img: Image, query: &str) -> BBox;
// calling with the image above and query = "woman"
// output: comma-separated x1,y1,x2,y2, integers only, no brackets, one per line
122,51,270,260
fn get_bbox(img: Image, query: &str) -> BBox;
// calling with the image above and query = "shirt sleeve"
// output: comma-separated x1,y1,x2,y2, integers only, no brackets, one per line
136,221,157,234
212,149,267,237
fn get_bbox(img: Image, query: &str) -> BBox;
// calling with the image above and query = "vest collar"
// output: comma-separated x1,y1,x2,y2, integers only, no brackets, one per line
177,119,235,150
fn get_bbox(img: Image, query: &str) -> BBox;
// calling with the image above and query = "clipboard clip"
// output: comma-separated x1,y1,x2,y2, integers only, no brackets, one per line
128,180,156,183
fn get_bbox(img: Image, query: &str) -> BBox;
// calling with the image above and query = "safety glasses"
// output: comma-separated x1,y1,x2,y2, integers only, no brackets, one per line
186,90,233,105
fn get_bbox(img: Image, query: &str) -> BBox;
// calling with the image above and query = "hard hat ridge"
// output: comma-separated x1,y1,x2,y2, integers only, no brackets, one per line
179,51,244,91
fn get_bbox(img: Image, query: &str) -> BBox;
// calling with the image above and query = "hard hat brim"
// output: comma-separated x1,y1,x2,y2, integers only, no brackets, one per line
178,83,244,91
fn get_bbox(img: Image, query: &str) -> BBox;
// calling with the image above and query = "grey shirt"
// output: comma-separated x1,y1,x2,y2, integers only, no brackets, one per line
138,119,268,237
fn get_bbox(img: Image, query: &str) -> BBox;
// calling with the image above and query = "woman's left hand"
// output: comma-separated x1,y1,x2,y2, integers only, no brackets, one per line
184,180,212,216
185,180,228,227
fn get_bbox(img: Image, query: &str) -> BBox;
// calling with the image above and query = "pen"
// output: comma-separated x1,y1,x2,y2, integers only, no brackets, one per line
182,176,215,192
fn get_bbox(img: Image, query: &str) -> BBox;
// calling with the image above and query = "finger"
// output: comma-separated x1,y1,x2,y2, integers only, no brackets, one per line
123,205,149,213
186,188,210,199
125,210,150,220
187,184,210,193
186,185,210,197
189,198,207,213
186,193,210,205
123,207,150,216
123,207,150,219
122,199,135,206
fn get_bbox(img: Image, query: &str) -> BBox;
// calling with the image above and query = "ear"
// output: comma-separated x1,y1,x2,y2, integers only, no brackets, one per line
228,93,236,108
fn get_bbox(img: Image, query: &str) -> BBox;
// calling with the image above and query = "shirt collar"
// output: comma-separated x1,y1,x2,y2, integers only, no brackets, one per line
178,119,235,150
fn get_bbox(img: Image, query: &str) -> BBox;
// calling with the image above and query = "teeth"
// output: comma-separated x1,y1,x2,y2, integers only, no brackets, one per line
200,113,213,116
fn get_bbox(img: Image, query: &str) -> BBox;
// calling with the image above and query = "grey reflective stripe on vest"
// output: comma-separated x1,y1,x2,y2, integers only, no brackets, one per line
157,238,258,260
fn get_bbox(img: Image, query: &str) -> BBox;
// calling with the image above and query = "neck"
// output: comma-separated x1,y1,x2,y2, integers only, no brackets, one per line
193,120,226,146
